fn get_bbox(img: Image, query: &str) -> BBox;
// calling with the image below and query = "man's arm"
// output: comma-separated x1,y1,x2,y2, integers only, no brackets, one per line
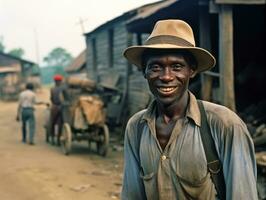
121,120,146,200
221,123,258,200
16,94,22,121
32,92,49,106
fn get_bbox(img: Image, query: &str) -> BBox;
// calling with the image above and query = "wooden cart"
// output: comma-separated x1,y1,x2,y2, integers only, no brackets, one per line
46,76,110,156
61,94,109,157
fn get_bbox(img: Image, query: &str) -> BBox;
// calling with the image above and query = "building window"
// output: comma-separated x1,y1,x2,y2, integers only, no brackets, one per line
108,28,114,68
92,38,97,70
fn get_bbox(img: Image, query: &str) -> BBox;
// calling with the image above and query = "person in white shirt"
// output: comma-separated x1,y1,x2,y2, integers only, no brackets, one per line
16,83,46,145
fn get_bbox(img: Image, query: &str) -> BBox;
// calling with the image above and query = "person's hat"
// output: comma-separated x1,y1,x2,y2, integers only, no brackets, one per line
53,74,63,81
123,19,216,73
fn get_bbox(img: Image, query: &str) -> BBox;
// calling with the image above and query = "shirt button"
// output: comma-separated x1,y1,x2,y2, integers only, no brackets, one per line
161,155,167,160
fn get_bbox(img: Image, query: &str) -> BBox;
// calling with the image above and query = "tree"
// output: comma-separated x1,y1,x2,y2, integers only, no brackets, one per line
8,48,25,58
43,47,73,67
0,36,5,52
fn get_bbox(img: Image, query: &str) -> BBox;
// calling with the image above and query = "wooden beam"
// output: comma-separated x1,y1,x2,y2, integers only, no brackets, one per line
215,0,266,5
203,71,221,78
137,33,142,45
199,4,213,101
219,5,236,111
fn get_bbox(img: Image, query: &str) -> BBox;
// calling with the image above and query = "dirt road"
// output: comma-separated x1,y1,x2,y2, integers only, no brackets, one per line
0,88,124,200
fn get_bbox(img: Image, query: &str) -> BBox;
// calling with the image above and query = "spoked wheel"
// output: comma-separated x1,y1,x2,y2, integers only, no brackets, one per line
96,124,109,157
45,126,50,143
61,123,72,155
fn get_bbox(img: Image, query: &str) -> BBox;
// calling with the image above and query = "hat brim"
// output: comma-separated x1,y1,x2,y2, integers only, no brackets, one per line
123,44,216,73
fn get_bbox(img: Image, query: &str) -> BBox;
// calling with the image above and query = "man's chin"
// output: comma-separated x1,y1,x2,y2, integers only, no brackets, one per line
156,97,177,107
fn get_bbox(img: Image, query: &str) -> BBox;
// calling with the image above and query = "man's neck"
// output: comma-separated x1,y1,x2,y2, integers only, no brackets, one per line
156,92,189,124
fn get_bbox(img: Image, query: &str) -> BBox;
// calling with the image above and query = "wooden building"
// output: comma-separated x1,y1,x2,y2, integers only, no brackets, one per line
0,52,38,99
84,1,176,118
126,0,265,113
84,0,265,119
65,50,87,78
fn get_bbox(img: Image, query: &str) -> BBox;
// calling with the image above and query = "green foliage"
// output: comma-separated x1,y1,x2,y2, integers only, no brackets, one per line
31,65,41,76
8,48,25,58
40,66,67,84
43,47,73,68
0,36,5,52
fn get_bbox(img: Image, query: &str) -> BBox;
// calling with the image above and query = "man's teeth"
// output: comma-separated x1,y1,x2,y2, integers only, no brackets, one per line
159,87,175,92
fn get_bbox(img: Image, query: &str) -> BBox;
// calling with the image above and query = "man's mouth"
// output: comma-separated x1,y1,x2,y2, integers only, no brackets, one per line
157,86,177,95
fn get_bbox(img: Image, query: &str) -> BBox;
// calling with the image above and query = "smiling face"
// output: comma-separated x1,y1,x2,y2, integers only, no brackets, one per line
143,50,196,107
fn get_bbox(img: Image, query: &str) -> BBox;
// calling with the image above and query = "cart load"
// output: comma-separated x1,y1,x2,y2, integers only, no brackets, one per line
66,76,96,91
59,76,109,157
73,95,106,129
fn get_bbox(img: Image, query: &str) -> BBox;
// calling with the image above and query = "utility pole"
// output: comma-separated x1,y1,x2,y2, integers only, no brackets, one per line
33,28,40,66
76,17,88,34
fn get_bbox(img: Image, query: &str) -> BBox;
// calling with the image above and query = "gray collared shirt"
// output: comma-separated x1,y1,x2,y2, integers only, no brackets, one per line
121,92,257,200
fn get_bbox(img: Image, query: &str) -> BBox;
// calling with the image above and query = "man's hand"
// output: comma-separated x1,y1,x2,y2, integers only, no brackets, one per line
16,115,20,122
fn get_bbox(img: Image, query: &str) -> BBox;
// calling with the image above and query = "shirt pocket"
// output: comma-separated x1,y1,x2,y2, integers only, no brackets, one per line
175,171,216,199
140,171,157,200
177,170,208,187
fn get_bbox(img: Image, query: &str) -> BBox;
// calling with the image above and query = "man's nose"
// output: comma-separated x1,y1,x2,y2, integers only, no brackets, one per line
159,67,174,81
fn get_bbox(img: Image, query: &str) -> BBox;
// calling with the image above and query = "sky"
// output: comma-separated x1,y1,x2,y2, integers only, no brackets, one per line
0,0,158,65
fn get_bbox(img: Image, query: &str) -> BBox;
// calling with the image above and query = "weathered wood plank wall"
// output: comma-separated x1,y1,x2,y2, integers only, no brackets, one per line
85,19,151,121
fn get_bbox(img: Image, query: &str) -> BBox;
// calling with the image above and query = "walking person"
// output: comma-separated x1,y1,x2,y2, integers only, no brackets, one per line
16,82,46,145
121,19,258,199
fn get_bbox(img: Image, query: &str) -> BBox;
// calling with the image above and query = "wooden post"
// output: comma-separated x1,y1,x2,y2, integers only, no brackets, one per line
218,5,236,111
137,33,142,45
108,29,114,68
199,2,213,101
127,33,133,75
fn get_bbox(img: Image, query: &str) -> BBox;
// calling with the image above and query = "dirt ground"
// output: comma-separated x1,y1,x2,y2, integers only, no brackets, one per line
0,87,124,200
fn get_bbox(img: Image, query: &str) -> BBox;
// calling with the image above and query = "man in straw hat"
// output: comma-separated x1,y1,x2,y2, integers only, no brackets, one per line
121,20,257,199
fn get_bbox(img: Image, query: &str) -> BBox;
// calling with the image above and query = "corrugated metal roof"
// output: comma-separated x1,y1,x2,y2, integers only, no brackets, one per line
0,52,36,65
65,50,86,72
126,0,197,33
84,0,169,36
129,0,178,22
0,66,20,73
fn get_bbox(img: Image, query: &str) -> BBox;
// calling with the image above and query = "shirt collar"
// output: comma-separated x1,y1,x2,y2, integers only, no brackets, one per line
186,91,201,126
141,91,201,127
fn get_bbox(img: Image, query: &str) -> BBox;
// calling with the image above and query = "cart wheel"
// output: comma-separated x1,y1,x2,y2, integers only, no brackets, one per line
45,126,50,143
61,123,72,155
96,124,109,157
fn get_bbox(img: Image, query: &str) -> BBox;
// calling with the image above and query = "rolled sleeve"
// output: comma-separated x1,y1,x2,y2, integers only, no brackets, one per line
121,117,146,200
222,123,258,200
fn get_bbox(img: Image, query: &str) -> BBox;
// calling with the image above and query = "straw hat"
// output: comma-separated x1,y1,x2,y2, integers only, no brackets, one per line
123,19,216,73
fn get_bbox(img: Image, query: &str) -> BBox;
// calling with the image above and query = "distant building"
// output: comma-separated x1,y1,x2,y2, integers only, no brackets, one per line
64,50,87,78
0,52,39,99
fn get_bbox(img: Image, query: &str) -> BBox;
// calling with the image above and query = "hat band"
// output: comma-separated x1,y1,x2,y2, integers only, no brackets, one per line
145,35,194,47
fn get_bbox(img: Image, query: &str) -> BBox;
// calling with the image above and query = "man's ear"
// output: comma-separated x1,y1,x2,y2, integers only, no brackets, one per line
190,67,197,78
142,67,147,79
143,72,147,79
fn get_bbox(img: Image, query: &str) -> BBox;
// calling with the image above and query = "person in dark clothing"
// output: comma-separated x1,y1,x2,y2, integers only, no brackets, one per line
50,74,64,145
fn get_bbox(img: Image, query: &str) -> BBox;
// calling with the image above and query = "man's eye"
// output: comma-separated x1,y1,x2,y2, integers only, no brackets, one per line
148,64,161,71
172,64,183,70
